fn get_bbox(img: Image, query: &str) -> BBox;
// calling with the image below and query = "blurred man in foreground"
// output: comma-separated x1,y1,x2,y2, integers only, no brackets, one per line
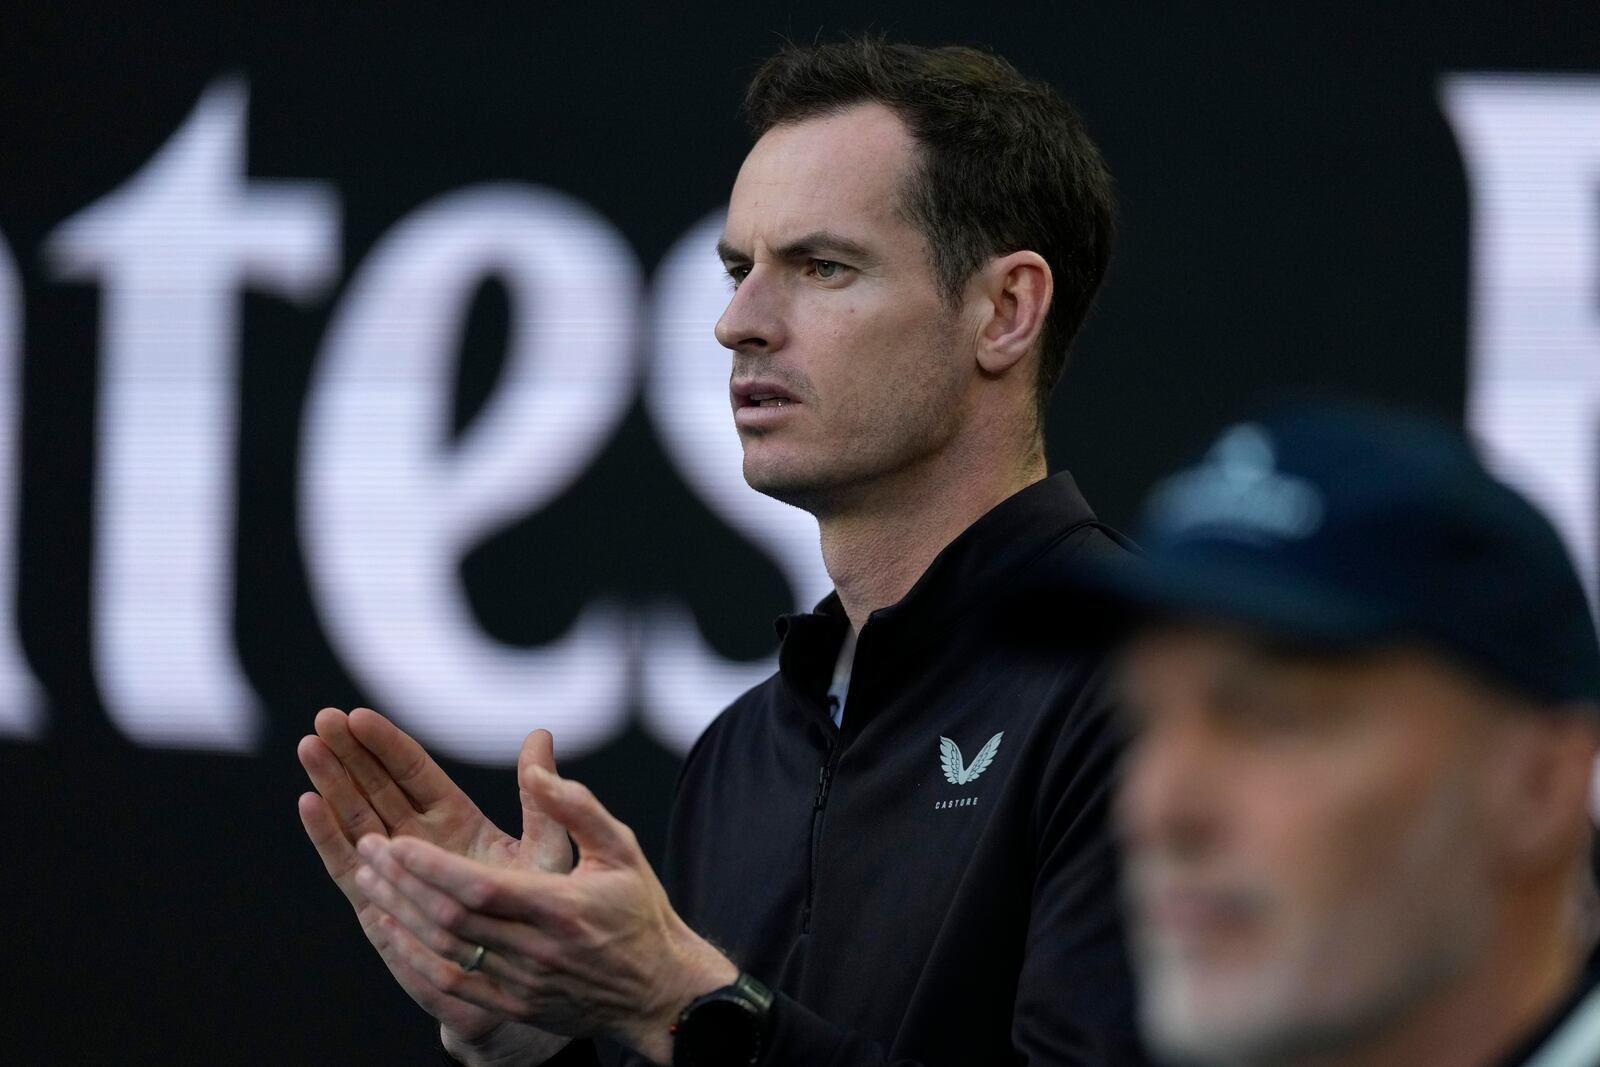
1078,402,1600,1067
298,37,1146,1067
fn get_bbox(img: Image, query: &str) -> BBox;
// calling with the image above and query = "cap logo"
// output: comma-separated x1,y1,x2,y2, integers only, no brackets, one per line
1146,424,1324,543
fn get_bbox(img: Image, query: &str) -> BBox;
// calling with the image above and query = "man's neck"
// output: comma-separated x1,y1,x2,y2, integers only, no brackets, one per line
817,449,1047,634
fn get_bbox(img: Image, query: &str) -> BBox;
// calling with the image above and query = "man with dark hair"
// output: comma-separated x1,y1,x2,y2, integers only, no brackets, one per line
1076,402,1600,1067
299,37,1143,1066
740,39,1115,432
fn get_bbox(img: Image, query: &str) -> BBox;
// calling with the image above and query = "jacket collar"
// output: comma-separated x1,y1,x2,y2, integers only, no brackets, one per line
774,471,1100,713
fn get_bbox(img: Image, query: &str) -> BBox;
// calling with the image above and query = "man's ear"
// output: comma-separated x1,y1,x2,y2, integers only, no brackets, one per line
971,251,1052,377
1484,707,1600,875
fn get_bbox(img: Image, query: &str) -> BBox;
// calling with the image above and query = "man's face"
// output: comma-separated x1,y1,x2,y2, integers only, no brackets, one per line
1116,626,1503,1066
715,103,971,513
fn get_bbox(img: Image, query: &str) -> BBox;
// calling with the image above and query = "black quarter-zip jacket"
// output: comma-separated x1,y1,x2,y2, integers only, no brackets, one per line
526,473,1145,1067
658,472,1143,1066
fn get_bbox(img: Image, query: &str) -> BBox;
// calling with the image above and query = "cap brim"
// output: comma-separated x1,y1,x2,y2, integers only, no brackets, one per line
1063,550,1405,649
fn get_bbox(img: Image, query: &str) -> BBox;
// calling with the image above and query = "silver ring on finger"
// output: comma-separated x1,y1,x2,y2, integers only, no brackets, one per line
461,943,488,973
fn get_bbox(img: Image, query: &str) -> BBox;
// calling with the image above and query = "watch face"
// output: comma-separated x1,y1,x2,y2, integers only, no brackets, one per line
676,996,763,1067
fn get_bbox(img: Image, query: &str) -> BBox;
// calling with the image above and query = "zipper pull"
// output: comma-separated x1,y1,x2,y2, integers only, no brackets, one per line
814,763,832,809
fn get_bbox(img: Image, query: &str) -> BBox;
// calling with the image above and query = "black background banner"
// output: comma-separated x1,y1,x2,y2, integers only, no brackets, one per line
2,2,1596,1061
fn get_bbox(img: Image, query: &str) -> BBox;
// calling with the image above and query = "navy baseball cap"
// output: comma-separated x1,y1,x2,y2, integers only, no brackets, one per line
1073,401,1600,707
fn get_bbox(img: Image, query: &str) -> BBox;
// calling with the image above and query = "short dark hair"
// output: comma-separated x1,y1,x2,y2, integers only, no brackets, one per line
743,37,1117,428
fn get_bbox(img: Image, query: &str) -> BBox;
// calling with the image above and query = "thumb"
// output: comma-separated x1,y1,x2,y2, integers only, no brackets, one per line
524,764,639,868
517,728,558,790
517,730,571,871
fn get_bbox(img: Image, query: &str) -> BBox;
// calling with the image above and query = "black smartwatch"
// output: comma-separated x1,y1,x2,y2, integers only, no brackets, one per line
671,971,774,1067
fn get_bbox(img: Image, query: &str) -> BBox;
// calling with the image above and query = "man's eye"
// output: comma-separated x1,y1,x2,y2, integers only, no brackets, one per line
1229,700,1320,739
813,259,844,280
725,266,750,289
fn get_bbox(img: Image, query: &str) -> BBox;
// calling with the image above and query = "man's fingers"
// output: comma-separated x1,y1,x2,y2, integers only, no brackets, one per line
370,910,527,1020
354,858,543,986
313,707,419,830
369,835,568,924
523,766,641,868
297,791,365,900
298,734,387,844
348,706,461,811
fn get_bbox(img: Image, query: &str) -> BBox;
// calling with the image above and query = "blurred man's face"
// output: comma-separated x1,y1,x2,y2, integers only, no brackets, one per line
714,103,971,514
1116,626,1504,1066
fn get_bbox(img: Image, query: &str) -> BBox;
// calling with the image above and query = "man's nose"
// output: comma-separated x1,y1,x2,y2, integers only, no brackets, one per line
714,269,785,353
1116,721,1225,859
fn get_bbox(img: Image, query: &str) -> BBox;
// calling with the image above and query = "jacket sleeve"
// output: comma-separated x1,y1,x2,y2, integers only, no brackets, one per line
1011,663,1145,1065
535,1040,603,1067
440,1037,603,1067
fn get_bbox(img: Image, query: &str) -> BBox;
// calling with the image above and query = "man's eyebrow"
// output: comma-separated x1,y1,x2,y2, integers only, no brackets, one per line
774,231,875,263
715,231,876,267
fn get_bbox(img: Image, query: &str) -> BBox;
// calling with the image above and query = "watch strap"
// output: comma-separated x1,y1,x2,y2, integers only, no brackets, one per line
726,972,774,1015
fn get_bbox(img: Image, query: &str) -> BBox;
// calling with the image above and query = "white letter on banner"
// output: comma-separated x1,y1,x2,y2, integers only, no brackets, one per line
1442,76,1600,606
1442,76,1600,816
640,211,832,752
0,231,45,738
47,80,338,750
302,186,636,764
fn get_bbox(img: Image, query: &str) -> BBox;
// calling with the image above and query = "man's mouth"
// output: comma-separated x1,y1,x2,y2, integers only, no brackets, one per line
1129,872,1273,948
731,381,802,411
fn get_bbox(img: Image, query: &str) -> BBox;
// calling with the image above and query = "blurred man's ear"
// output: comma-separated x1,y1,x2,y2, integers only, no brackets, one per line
1485,706,1600,876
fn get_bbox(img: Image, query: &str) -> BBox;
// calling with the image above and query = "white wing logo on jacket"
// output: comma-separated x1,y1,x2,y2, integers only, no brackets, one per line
939,731,1004,786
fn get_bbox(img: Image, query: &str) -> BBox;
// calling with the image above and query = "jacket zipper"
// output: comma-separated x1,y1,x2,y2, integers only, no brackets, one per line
801,747,837,933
